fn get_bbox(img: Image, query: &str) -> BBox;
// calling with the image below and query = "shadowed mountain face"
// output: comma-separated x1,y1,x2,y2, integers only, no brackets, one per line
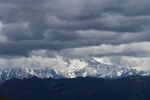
0,76,150,100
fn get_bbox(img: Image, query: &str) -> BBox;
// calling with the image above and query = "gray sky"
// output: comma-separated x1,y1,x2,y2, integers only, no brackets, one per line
0,0,150,69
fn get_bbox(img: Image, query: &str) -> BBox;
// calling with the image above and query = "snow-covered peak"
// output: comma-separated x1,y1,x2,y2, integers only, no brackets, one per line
0,56,146,83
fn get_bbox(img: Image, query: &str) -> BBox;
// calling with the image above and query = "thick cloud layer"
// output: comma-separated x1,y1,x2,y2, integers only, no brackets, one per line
0,0,150,69
0,0,150,56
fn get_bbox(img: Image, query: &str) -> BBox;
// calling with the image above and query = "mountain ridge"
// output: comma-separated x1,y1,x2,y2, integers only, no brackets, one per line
0,56,147,83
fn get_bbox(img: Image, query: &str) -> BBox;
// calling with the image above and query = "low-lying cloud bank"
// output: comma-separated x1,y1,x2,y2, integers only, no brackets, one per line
0,55,150,71
0,42,149,71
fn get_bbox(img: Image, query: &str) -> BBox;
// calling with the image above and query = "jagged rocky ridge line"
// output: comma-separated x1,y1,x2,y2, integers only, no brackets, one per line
0,57,146,83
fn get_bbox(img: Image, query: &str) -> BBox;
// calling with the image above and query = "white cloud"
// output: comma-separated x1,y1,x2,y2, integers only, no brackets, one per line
59,42,150,58
108,56,150,71
21,42,150,72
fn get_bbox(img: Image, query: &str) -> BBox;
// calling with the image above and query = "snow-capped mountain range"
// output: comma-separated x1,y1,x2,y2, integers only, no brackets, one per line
0,56,148,83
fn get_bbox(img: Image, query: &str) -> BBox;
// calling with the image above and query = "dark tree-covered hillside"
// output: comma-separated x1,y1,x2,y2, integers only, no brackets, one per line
0,96,15,100
0,76,150,100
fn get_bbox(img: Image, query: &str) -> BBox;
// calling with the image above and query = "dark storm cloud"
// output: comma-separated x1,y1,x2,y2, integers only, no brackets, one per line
0,0,150,56
0,40,80,56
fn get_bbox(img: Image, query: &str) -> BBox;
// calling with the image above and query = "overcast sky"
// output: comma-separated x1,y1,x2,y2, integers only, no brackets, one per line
0,0,150,69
